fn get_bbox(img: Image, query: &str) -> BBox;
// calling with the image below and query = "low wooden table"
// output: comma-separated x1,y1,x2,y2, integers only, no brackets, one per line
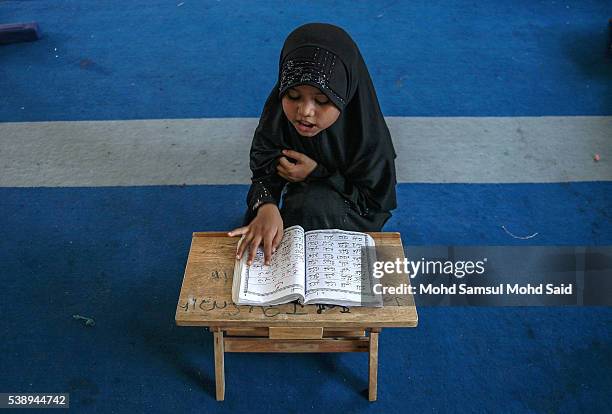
175,232,418,401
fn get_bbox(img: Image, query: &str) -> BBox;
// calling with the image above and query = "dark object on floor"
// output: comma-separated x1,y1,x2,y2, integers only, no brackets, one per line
0,22,41,45
72,314,96,327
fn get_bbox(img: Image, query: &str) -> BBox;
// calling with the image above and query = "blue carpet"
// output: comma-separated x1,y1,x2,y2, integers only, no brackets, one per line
1,0,611,121
1,183,611,412
1,1,611,412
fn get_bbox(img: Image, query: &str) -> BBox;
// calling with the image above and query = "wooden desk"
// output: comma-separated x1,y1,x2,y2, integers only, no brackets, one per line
175,232,418,401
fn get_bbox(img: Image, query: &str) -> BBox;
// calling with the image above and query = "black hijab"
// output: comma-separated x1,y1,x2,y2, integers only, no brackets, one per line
248,23,397,215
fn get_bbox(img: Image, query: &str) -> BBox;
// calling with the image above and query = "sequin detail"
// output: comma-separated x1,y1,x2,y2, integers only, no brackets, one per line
251,179,273,211
279,47,346,105
343,197,370,217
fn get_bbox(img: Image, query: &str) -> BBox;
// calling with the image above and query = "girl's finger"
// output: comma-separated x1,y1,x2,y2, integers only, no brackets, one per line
276,164,288,175
283,149,304,162
247,236,262,266
272,228,283,252
263,235,273,265
277,163,292,175
236,232,253,259
228,226,248,237
278,157,295,169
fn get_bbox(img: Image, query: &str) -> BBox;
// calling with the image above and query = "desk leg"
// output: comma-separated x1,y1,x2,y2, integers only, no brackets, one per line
213,329,225,401
368,329,380,401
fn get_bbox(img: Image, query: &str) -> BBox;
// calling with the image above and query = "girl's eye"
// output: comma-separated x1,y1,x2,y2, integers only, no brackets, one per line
287,92,299,100
315,99,330,105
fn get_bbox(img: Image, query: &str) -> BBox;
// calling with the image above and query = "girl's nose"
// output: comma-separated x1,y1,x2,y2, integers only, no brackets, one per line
298,100,315,117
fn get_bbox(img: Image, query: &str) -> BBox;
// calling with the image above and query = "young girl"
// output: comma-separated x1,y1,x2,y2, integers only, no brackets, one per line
229,23,397,266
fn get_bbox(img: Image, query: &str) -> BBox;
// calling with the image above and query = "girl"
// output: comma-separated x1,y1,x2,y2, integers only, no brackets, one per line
229,23,397,266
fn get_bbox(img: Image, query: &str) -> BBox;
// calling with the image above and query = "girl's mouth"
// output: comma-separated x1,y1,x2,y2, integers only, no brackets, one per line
296,120,316,133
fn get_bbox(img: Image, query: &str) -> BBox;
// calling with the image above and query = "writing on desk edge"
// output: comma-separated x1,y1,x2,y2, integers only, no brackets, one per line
178,296,410,317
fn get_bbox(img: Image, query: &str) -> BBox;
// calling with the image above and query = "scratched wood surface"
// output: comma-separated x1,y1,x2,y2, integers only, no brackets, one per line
175,232,418,328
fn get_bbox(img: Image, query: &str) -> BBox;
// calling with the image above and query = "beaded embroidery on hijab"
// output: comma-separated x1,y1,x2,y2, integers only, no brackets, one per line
279,46,347,109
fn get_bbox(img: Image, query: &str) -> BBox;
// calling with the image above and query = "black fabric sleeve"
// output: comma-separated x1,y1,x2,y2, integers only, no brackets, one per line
243,173,287,225
242,94,288,226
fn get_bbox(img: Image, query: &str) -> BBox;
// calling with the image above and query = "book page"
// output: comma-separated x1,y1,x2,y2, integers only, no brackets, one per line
237,225,305,304
303,229,377,304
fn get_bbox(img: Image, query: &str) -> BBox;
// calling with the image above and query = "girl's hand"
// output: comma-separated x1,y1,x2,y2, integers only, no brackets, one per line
277,149,317,182
228,204,284,266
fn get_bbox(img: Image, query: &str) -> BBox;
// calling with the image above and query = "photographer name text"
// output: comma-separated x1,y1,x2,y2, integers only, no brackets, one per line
373,283,573,296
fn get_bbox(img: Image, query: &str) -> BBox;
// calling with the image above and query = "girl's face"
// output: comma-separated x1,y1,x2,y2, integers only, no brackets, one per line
281,85,341,137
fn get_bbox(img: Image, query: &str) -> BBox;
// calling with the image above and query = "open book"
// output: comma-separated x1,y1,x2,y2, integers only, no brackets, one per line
232,225,381,307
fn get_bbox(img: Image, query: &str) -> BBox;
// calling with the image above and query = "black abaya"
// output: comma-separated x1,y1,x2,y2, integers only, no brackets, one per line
243,23,397,232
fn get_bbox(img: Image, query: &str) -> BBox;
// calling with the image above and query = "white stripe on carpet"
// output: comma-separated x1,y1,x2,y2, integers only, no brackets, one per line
1,116,609,186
